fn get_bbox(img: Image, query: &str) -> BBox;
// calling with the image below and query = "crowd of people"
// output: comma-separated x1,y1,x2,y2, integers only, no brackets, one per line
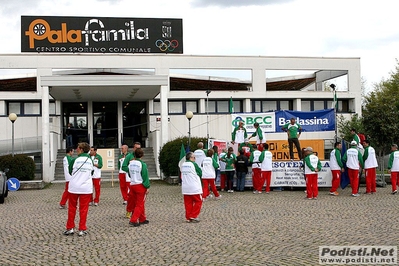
60,141,150,236
58,121,398,232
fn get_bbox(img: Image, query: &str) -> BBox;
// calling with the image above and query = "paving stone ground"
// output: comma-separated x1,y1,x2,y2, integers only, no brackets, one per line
0,181,397,266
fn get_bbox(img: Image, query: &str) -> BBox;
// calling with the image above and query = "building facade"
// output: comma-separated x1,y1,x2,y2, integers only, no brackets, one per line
0,54,361,182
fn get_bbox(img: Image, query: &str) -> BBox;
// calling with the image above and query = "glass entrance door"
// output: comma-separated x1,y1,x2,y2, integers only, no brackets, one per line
63,102,88,148
93,102,118,148
122,102,147,147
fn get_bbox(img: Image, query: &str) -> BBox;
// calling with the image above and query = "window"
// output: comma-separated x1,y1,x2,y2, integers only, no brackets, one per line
217,101,229,113
206,101,215,113
279,101,290,110
8,102,21,115
168,102,182,114
254,101,261,112
153,100,198,114
313,101,324,111
207,100,241,113
49,102,56,115
153,101,160,114
24,102,40,115
7,101,56,116
186,101,197,113
301,101,311,111
252,100,292,112
263,101,277,111
301,100,350,112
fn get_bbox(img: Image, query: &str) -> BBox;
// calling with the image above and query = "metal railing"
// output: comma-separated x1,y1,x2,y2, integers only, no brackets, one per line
0,137,42,156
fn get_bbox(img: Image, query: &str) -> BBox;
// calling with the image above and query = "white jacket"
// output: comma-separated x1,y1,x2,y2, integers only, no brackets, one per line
260,151,273,171
201,157,216,179
68,154,94,194
63,155,72,182
364,146,378,169
181,161,202,195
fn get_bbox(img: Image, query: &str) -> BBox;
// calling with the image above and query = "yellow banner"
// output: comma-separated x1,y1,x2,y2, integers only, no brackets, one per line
251,139,325,160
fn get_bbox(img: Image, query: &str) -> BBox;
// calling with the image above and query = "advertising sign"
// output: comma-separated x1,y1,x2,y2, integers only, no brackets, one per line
231,109,335,134
208,139,228,155
216,161,332,188
232,112,275,135
271,160,332,187
97,149,114,171
21,16,183,54
268,139,325,160
275,109,335,132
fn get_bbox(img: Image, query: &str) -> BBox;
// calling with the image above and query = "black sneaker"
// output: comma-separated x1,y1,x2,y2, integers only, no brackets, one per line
139,220,149,225
129,222,140,227
63,228,74,235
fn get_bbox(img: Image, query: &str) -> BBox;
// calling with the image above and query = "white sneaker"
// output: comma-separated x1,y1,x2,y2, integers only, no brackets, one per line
351,193,360,197
89,202,93,206
253,190,258,194
63,228,74,235
78,230,88,237
258,191,262,194
215,195,222,200
123,201,127,205
94,203,98,206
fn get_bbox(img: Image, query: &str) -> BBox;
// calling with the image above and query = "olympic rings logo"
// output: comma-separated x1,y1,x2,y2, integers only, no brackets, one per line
155,39,179,52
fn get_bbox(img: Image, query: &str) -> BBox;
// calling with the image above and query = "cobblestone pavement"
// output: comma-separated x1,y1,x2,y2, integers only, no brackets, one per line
0,181,397,266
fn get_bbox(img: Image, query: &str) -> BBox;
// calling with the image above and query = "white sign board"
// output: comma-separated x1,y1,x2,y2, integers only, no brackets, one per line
216,161,332,188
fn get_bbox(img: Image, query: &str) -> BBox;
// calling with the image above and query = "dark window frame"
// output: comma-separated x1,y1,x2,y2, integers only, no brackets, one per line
153,100,199,115
251,100,293,112
6,100,57,116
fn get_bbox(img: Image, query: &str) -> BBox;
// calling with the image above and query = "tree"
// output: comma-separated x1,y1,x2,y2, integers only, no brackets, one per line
362,60,399,155
337,113,364,142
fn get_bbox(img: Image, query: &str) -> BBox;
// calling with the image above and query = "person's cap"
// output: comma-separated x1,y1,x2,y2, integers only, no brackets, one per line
350,140,357,146
239,121,244,124
304,147,313,152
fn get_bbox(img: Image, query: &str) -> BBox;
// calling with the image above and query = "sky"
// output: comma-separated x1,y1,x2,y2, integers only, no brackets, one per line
0,0,398,93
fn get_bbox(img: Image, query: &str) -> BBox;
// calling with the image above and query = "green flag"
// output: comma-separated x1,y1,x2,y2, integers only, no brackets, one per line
229,97,234,113
333,91,338,109
178,143,186,168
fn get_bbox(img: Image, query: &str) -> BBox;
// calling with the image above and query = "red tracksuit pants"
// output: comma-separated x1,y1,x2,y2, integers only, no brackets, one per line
118,173,129,201
364,167,376,193
348,168,359,195
91,178,101,203
183,194,202,220
306,173,318,198
202,179,220,198
220,173,226,190
330,170,341,193
390,172,399,192
66,193,91,231
128,184,147,223
59,181,69,206
261,171,272,192
252,168,262,191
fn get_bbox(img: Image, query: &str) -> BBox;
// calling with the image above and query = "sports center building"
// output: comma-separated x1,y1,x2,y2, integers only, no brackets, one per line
0,16,361,182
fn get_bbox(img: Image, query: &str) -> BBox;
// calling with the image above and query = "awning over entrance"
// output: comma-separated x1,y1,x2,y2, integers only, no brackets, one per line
43,74,167,101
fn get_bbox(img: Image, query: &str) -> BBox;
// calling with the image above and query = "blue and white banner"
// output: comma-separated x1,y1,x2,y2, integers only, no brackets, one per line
275,109,335,132
232,109,335,134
